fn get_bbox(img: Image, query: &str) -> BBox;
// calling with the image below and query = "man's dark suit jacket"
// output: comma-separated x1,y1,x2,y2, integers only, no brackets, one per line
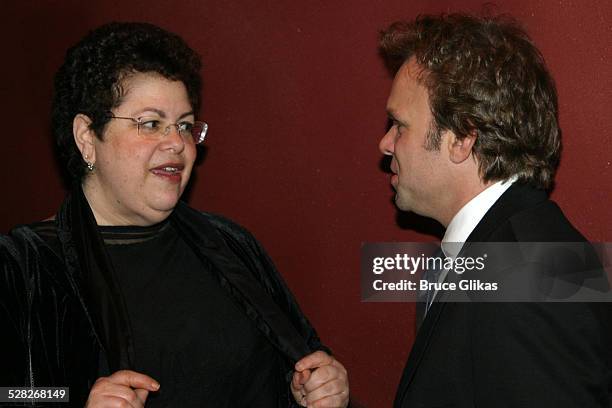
394,183,612,408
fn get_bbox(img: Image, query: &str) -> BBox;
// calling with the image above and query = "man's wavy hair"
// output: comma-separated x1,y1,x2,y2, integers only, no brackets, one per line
380,13,560,190
52,22,202,183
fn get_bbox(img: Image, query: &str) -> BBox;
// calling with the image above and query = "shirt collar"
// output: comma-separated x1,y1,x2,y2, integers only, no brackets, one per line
441,176,517,258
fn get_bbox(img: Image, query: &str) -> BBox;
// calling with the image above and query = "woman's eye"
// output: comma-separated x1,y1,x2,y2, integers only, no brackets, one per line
178,122,194,132
140,120,161,131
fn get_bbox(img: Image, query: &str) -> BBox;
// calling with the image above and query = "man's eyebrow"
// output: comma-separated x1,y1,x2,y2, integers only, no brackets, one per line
387,110,407,126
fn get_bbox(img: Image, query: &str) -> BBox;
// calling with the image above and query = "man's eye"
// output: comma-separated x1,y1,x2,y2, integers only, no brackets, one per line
394,121,408,133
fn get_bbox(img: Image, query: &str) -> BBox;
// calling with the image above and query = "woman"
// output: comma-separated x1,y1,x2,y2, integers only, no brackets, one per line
0,22,348,407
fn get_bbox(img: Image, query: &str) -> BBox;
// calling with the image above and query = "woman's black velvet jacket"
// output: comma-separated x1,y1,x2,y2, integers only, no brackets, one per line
0,188,325,407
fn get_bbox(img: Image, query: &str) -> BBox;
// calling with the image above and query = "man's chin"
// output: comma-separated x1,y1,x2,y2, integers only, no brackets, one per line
394,194,429,218
394,193,412,212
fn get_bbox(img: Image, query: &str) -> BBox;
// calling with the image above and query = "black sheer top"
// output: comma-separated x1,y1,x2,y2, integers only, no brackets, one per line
93,220,284,407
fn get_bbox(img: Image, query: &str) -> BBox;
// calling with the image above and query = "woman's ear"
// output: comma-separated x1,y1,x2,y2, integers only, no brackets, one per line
73,114,96,164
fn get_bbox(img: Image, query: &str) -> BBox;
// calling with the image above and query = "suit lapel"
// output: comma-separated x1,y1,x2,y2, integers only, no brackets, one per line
395,299,447,406
395,183,549,406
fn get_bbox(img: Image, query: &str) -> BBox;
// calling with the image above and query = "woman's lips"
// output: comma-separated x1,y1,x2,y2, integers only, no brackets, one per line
150,163,184,183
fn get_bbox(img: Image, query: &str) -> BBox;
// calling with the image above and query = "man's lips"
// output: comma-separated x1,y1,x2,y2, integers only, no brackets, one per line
389,157,398,174
391,173,398,187
390,160,398,186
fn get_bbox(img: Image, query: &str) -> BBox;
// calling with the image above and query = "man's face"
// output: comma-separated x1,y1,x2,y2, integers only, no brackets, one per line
379,58,452,222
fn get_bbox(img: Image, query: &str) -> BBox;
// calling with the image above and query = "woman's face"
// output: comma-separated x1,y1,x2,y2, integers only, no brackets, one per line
82,72,197,226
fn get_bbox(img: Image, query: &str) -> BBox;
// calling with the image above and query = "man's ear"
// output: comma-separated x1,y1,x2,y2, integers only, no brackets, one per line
447,129,477,164
73,114,96,164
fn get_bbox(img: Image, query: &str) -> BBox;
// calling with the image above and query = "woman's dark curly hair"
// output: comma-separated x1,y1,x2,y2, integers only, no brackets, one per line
380,13,560,190
52,22,202,182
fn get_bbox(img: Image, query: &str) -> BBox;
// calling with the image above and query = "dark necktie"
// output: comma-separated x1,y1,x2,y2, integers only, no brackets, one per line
416,247,444,329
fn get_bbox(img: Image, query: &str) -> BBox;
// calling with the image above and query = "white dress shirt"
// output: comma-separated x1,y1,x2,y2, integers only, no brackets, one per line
432,176,517,299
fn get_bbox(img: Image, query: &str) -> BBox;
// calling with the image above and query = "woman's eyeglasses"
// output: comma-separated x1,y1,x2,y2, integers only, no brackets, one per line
108,116,208,144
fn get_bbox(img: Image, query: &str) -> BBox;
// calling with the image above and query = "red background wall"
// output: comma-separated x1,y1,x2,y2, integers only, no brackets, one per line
2,1,611,406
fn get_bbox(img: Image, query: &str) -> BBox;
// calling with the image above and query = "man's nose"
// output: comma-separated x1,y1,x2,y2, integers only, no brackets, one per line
379,127,396,156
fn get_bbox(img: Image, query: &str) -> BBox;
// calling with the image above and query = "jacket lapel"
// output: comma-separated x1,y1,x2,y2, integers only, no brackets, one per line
57,186,134,372
171,203,312,363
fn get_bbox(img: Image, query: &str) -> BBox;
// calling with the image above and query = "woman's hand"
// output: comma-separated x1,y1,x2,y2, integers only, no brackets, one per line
85,370,159,408
291,351,349,407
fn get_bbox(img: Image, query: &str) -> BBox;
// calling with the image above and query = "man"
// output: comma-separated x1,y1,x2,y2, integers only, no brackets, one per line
378,14,611,407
